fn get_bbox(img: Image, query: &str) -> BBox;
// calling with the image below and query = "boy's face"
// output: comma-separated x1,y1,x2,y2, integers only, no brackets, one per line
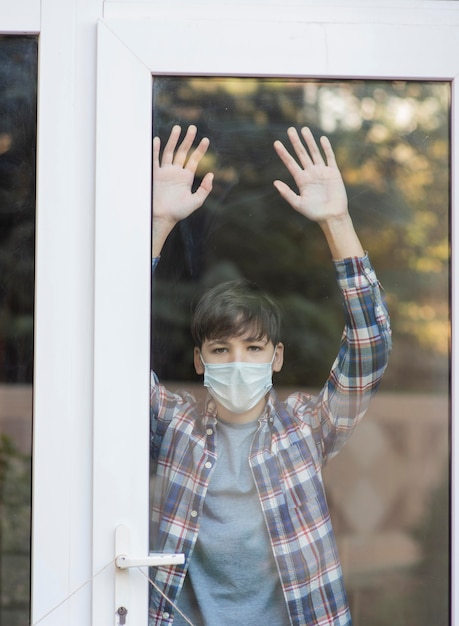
193,331,284,375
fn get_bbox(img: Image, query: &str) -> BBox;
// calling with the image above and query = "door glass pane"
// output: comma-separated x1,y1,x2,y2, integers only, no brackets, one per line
150,77,450,625
0,35,37,626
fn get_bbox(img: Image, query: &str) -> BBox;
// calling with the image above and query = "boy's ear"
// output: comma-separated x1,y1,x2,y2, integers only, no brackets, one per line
273,342,284,373
194,347,204,375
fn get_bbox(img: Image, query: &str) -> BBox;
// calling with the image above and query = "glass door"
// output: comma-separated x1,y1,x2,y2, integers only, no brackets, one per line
94,6,459,624
151,75,450,626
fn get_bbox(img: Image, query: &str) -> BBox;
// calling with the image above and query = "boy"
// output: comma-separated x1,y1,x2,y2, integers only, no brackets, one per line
149,125,391,625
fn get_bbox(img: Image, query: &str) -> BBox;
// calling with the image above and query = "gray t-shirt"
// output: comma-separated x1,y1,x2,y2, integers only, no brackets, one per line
173,417,290,626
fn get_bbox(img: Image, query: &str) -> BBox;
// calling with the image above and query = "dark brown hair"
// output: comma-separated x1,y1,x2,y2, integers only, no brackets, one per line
191,279,282,347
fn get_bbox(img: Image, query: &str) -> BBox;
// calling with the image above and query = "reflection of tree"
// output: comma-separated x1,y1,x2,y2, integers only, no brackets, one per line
0,434,31,625
152,77,450,391
0,36,37,626
0,37,37,384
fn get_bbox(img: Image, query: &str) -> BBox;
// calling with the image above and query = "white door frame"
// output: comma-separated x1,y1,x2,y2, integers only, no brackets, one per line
31,1,104,625
93,3,459,625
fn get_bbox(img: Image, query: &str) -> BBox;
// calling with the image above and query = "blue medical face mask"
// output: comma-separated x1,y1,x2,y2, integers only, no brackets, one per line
200,351,276,414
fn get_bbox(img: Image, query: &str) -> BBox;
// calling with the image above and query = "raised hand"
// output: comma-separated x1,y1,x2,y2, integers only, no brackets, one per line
273,127,348,223
152,125,213,256
273,127,364,259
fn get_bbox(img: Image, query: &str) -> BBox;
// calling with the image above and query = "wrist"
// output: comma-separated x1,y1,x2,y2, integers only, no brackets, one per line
151,216,178,257
319,213,365,260
318,211,353,231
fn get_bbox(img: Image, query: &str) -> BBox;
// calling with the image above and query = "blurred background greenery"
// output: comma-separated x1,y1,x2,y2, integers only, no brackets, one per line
0,37,36,386
152,77,450,394
0,35,37,625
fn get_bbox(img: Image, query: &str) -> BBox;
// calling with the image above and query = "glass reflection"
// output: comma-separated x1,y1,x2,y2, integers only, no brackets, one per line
0,36,37,626
151,77,450,625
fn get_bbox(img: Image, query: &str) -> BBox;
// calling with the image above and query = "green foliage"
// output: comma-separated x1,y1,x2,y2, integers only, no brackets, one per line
0,434,31,625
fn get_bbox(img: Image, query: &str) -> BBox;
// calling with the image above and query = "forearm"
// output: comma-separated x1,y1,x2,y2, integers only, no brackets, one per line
318,213,365,260
151,217,176,258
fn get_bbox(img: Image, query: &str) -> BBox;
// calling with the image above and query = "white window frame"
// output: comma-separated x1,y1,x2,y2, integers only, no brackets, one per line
93,3,458,625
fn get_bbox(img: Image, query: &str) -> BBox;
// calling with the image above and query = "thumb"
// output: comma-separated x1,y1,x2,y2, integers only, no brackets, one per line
193,172,214,207
273,180,300,211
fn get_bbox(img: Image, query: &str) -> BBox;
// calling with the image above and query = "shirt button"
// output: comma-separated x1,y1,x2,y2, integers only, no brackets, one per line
206,428,213,436
205,461,212,469
163,612,170,619
190,510,198,518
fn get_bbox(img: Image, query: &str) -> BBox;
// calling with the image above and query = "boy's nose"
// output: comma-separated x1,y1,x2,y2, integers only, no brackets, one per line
231,350,245,362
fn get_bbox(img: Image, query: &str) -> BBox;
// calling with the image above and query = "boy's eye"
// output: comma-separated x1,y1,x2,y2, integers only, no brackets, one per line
248,345,263,351
212,347,227,354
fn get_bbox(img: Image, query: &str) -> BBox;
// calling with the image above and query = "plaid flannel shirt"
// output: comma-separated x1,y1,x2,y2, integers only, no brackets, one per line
150,254,391,626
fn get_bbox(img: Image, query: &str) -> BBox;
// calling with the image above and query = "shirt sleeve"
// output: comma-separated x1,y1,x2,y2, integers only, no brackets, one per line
150,371,194,460
150,366,199,461
311,253,392,462
150,256,170,454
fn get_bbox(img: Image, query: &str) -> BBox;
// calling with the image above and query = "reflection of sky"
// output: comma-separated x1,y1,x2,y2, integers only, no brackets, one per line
318,87,363,132
300,83,447,134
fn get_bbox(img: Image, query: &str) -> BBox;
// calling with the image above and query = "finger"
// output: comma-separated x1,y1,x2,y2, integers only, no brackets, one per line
152,136,161,168
174,125,198,167
320,135,338,168
161,125,182,164
287,127,314,169
300,127,324,165
273,139,303,176
273,180,300,211
184,136,210,173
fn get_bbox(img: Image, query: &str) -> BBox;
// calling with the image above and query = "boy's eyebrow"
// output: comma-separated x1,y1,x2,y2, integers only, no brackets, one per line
242,336,269,344
206,336,269,345
206,339,230,346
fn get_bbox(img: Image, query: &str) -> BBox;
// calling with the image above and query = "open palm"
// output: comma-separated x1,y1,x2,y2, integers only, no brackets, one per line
273,127,348,223
152,125,213,225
